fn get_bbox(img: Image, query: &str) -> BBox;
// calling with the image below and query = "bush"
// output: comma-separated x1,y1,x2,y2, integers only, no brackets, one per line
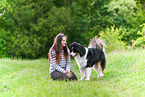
6,30,41,59
132,23,145,48
0,28,8,57
99,25,126,52
103,0,145,43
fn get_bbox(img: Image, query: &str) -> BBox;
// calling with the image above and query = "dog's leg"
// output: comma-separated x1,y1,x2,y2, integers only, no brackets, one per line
79,67,85,81
93,64,100,78
93,62,104,78
85,67,92,81
98,63,104,77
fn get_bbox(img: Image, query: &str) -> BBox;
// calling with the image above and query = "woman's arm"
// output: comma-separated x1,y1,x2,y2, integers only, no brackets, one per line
66,49,71,71
49,50,66,73
66,49,72,78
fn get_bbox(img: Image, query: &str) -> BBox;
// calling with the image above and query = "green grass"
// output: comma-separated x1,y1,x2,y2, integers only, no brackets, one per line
0,49,145,97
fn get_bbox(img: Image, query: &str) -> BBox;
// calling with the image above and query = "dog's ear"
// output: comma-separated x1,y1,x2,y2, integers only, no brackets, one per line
70,42,75,46
70,44,72,47
78,49,83,56
78,44,86,57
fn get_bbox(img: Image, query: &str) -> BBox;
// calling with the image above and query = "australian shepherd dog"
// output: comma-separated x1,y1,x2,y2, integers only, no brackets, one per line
70,36,106,81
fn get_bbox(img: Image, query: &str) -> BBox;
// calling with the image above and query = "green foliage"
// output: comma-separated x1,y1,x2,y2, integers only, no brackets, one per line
33,6,74,55
0,0,7,9
132,23,145,48
1,0,55,58
6,31,41,58
99,25,126,52
88,0,145,45
1,0,145,58
69,2,91,46
103,0,145,43
87,0,111,34
0,28,8,57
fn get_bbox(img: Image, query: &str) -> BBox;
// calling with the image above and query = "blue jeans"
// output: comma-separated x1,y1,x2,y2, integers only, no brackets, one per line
50,71,77,81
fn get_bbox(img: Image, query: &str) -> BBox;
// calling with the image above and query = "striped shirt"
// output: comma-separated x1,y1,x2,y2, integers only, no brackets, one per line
49,49,71,74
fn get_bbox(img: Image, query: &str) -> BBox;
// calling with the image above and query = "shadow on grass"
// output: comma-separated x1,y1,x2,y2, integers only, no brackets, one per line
90,70,122,82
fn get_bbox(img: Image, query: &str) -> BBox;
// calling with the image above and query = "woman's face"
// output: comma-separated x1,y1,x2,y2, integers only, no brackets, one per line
61,37,67,47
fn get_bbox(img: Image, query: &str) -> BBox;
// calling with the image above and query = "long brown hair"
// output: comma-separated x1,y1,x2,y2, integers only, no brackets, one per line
48,33,69,64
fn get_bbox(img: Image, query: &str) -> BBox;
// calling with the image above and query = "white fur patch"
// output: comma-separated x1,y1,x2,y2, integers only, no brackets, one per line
70,51,76,57
73,48,90,81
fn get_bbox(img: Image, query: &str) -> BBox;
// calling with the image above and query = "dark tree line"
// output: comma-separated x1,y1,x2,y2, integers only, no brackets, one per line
0,0,145,58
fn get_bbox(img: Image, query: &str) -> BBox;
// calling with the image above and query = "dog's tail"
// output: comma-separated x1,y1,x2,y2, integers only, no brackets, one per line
88,36,106,53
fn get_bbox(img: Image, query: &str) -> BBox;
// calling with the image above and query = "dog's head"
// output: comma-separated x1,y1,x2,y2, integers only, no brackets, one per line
70,42,86,57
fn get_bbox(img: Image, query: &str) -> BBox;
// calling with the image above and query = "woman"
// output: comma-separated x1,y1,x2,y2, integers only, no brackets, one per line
48,33,77,81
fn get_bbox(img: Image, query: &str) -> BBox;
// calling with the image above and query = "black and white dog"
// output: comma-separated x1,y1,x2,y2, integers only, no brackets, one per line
70,36,106,81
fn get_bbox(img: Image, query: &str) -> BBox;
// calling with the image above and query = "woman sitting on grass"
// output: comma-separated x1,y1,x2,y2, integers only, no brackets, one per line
48,33,77,81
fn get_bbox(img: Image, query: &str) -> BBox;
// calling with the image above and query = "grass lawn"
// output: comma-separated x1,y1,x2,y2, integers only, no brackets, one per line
0,49,145,97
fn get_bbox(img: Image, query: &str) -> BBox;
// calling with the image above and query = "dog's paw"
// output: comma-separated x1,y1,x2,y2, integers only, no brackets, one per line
98,74,104,78
78,79,84,81
99,73,104,77
85,79,90,81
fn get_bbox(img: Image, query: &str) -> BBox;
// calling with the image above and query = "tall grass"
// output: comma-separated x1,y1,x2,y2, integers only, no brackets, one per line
0,49,145,97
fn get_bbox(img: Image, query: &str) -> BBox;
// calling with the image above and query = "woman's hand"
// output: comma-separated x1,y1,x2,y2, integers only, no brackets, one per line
66,69,72,78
